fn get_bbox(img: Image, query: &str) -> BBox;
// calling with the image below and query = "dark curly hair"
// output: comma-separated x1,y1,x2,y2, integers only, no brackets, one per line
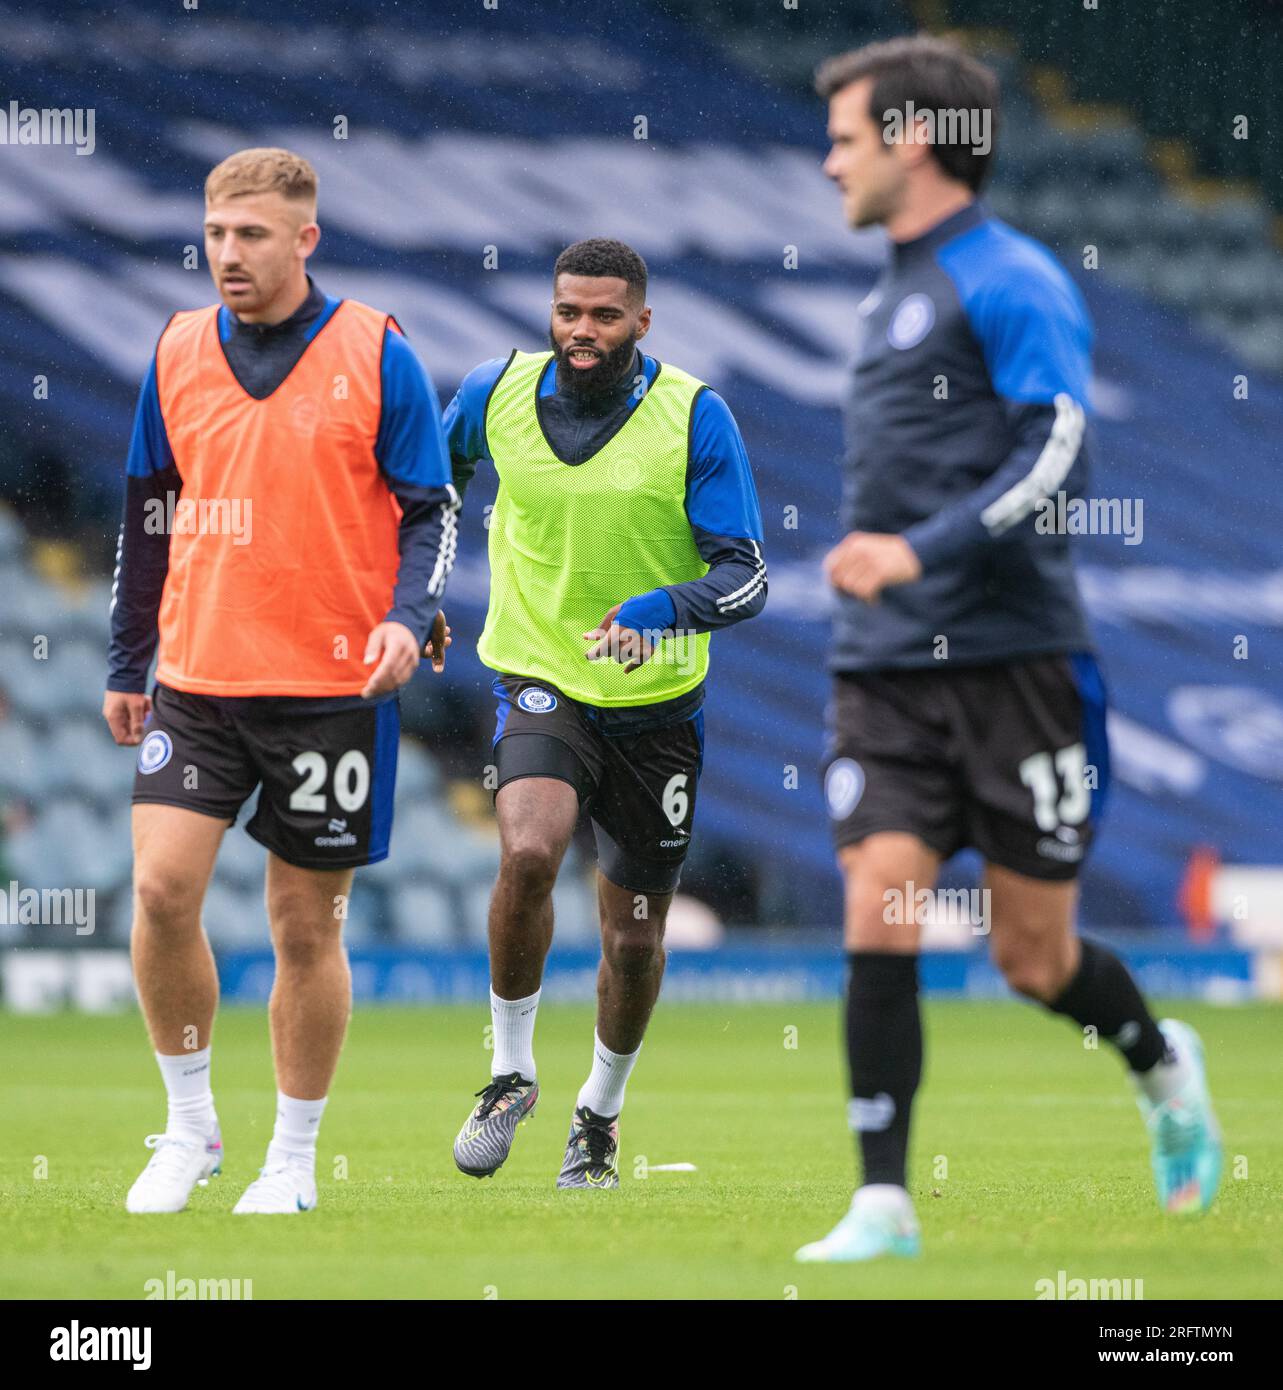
553,238,648,306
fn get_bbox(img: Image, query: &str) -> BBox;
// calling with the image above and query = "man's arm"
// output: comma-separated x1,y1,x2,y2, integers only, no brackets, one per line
902,263,1093,573
828,259,1094,603
442,356,509,504
615,388,767,639
376,328,462,651
903,395,1088,572
106,353,177,695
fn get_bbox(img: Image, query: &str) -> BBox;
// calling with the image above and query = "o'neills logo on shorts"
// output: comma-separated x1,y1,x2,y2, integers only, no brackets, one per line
313,832,358,848
1037,834,1084,862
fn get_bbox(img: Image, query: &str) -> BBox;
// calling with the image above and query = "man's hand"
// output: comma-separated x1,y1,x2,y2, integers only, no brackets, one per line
103,691,152,746
823,532,923,603
584,602,655,674
422,610,451,674
362,620,422,699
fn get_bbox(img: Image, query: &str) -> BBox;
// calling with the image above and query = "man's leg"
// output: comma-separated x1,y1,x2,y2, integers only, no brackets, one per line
453,775,580,1178
984,862,1221,1212
488,776,580,1071
984,867,1223,1217
582,873,670,1104
839,832,937,1191
595,873,669,1054
796,831,937,1261
554,873,671,1191
131,804,227,1056
232,853,353,1213
985,862,1166,1061
125,804,229,1213
556,708,703,1191
264,854,354,1099
489,777,579,998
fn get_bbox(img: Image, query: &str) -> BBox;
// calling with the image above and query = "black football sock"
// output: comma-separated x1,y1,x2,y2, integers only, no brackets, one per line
845,951,922,1188
1047,937,1171,1073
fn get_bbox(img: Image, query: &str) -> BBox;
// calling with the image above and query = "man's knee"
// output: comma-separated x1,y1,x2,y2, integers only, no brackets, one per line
839,856,928,956
272,926,341,971
601,919,665,976
499,837,564,896
839,837,937,951
133,865,205,930
844,883,910,950
991,933,1073,1002
267,877,345,969
985,868,1079,1002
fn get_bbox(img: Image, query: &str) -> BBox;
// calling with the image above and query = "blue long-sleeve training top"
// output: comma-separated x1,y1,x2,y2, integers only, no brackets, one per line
835,199,1095,671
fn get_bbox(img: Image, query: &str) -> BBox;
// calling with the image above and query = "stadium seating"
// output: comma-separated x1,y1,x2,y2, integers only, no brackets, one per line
1,1,1281,937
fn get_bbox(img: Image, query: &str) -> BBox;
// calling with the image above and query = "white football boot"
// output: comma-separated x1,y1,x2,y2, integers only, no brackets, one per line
125,1129,222,1214
1136,1018,1223,1214
795,1184,921,1263
232,1156,317,1214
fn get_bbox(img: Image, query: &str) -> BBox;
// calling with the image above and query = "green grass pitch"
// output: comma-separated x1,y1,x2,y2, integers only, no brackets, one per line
2,1000,1279,1300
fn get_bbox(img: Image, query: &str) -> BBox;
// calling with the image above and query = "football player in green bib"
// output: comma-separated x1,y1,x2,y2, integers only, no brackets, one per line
444,239,767,1188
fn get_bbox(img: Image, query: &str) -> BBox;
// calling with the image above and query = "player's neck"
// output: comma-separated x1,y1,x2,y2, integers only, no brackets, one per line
884,185,975,246
234,272,312,327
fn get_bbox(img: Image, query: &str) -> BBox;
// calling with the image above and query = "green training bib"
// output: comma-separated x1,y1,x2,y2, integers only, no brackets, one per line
478,350,710,707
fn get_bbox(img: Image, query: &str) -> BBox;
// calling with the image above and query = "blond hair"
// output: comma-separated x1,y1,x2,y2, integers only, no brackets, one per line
204,147,318,211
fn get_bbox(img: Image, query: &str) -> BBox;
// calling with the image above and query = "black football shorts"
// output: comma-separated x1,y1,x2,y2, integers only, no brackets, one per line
132,682,400,870
490,674,704,896
822,653,1109,881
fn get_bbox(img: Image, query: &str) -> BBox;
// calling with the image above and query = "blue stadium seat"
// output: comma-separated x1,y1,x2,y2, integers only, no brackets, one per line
0,712,48,801
48,720,135,803
393,736,443,804
389,882,457,947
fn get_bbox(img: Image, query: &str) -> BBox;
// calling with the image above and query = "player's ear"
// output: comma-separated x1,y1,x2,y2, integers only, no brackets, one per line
634,304,652,340
299,220,321,259
896,120,933,175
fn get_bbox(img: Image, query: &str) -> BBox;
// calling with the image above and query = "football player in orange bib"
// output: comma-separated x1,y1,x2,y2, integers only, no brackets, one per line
103,148,456,1215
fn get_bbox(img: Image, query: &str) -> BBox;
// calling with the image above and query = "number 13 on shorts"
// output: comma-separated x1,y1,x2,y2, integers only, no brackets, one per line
1019,742,1091,833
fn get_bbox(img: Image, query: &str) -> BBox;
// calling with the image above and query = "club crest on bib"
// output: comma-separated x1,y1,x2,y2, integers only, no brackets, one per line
138,730,173,775
825,757,865,820
887,293,935,350
517,687,558,714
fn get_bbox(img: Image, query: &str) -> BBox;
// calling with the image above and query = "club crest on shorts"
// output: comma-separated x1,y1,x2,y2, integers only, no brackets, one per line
517,687,557,714
887,293,935,350
825,757,865,820
137,730,173,775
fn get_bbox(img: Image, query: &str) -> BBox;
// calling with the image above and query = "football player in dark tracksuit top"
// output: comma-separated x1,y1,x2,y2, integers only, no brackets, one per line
796,37,1221,1263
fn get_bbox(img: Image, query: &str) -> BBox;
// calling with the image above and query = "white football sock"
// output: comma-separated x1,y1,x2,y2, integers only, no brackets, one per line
265,1092,327,1170
1135,1032,1194,1105
490,986,540,1081
576,1031,640,1119
855,1183,912,1205
156,1046,217,1140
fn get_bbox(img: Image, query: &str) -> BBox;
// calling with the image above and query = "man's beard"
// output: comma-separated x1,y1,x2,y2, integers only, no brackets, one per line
549,331,638,402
